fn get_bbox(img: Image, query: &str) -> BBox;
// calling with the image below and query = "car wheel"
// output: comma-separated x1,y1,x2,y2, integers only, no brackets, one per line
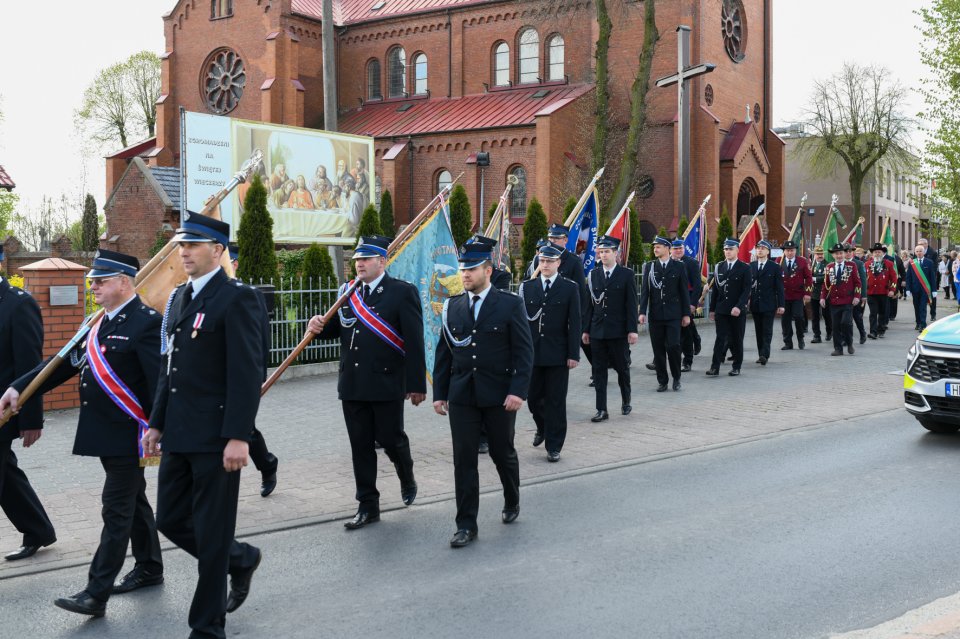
918,417,960,434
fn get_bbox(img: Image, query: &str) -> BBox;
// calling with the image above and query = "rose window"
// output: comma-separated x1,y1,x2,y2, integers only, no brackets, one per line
203,48,246,114
721,1,747,63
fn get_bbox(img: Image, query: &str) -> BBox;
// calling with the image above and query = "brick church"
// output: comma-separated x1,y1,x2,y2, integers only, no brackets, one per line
103,0,784,260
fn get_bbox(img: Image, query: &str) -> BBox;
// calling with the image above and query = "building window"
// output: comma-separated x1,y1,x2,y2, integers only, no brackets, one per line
437,169,453,192
412,53,427,95
547,34,564,81
367,59,382,100
202,48,245,114
887,169,892,200
387,46,406,98
518,28,539,84
494,42,510,87
877,167,883,197
211,0,232,18
508,165,527,219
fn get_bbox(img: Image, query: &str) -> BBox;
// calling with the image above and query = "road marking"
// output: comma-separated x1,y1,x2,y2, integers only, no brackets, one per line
829,590,960,638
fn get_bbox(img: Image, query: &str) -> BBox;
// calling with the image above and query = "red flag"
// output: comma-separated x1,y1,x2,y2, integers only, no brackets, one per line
738,217,762,263
605,201,632,266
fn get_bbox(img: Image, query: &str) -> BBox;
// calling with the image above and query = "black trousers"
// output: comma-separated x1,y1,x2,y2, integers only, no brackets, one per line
830,303,853,351
712,313,744,370
853,300,867,338
591,337,631,411
913,294,929,328
248,427,277,475
341,399,413,514
156,452,260,639
86,456,163,601
867,294,890,335
448,403,519,533
888,295,899,319
752,310,776,359
781,299,806,344
811,298,831,338
681,321,700,365
528,365,570,454
649,320,682,384
0,440,55,547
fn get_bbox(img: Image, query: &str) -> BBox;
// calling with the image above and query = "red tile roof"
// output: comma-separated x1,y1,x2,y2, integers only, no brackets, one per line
339,84,594,138
105,137,157,160
0,165,14,191
291,0,499,26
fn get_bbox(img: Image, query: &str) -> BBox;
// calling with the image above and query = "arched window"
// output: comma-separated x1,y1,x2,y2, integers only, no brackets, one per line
437,169,453,192
877,166,883,197
547,34,564,81
412,53,428,95
211,0,233,18
518,28,539,84
366,59,382,100
493,42,510,87
387,46,407,98
508,166,527,219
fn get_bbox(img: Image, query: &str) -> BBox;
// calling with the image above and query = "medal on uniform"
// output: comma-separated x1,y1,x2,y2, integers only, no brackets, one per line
192,312,205,339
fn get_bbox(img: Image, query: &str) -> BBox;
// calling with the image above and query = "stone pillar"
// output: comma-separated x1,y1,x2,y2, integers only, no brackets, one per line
20,258,88,411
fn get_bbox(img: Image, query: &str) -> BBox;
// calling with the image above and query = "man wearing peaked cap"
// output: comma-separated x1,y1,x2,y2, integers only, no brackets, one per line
671,239,703,371
540,223,592,368
308,234,426,529
779,240,813,350
142,211,265,637
707,238,752,376
749,240,785,366
639,236,691,392
3,249,165,617
468,234,511,291
845,243,869,343
809,245,831,343
433,242,533,547
865,242,898,338
820,242,862,355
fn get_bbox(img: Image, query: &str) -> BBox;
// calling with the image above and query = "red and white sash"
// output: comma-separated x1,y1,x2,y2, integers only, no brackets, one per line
345,280,405,354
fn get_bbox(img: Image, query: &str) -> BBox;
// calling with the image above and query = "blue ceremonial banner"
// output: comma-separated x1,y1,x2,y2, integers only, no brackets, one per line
565,187,599,276
682,213,702,260
387,198,462,381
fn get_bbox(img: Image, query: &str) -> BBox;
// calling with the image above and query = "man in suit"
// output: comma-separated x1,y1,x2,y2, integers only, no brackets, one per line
779,240,812,350
809,247,831,343
670,240,702,371
0,252,56,561
749,240,785,366
519,243,580,462
433,242,533,548
905,243,937,331
865,242,898,339
640,236,691,391
540,225,592,374
845,244,869,344
142,212,264,639
583,235,638,421
707,238,752,376
884,246,902,321
2,250,163,616
820,243,863,355
308,235,425,529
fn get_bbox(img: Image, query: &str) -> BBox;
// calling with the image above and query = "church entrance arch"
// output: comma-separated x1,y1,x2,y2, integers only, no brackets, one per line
736,177,763,224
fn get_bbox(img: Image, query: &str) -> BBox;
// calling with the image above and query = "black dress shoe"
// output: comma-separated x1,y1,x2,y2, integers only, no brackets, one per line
798,338,805,350
532,432,544,447
401,481,418,506
645,362,656,371
54,591,105,617
727,355,735,361
226,550,262,613
672,380,681,391
826,333,833,340
622,404,632,415
450,529,477,548
878,332,886,338
811,337,822,343
680,363,692,372
859,335,867,344
344,511,380,530
547,451,560,462
847,344,855,355
757,356,767,365
694,342,702,355
591,410,609,422
728,369,740,376
502,505,520,524
5,540,54,561
705,368,719,376
260,471,277,498
781,344,793,350
112,567,164,594
831,349,843,356
588,381,595,387
656,384,668,392
478,441,489,454
868,333,877,339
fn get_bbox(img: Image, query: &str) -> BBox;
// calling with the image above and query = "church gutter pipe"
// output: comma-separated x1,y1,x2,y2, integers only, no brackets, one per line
447,9,453,98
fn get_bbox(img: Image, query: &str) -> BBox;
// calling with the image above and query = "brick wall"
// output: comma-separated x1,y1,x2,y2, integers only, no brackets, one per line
102,159,177,264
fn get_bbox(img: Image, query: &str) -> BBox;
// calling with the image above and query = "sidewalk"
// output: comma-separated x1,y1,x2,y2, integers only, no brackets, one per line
0,309,932,578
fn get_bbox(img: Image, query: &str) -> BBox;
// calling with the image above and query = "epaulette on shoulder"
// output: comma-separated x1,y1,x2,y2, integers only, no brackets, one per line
138,304,158,316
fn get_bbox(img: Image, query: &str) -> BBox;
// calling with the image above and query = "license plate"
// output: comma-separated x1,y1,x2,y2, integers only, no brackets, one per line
947,383,960,397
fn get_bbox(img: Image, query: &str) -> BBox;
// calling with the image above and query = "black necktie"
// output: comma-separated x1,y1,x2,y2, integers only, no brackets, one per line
98,315,112,336
471,294,481,319
362,284,371,300
179,282,194,315
544,279,551,294
605,270,611,282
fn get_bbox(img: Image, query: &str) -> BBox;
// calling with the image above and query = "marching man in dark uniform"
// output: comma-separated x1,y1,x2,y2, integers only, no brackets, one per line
749,240,785,366
142,212,264,639
0,250,56,561
780,240,812,350
865,242,898,338
640,236,691,391
905,243,937,331
820,242,862,355
519,243,580,462
584,235,638,420
846,243,869,344
2,250,164,617
433,242,533,548
671,239,702,371
539,224,592,370
809,246,831,343
308,235,425,529
707,238,752,377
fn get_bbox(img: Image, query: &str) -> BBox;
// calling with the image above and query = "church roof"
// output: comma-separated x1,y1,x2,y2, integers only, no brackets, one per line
720,121,770,172
149,166,182,210
339,84,593,138
0,165,14,191
291,0,499,26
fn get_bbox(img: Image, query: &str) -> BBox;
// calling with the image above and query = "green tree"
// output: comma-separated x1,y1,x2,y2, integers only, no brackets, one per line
521,198,548,265
677,216,689,238
704,237,714,269
448,184,472,247
302,243,337,316
148,229,168,257
716,208,734,246
0,191,17,236
81,193,99,251
562,196,578,220
76,50,161,148
236,174,279,283
379,189,395,234
356,203,382,238
627,205,643,268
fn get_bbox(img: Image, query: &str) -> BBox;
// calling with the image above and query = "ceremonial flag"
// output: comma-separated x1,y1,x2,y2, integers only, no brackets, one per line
681,208,708,281
482,187,512,272
565,185,600,276
605,192,634,266
880,215,895,255
780,208,804,264
737,203,764,262
820,206,846,264
842,217,864,247
387,195,461,379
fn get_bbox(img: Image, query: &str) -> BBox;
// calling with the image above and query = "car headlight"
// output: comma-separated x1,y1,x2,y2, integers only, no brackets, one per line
906,342,919,371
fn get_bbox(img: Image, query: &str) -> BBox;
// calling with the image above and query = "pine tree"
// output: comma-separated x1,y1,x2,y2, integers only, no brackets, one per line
356,204,382,238
448,184,472,247
236,174,279,283
628,205,644,268
521,198,548,265
379,189,395,234
486,201,498,231
81,193,99,251
562,196,578,220
677,215,689,238
715,206,734,264
303,243,337,315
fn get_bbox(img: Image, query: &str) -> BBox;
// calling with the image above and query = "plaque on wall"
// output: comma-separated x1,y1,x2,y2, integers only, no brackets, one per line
49,285,78,306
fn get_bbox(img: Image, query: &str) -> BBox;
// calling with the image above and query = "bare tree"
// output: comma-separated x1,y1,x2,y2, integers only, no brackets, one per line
127,51,162,138
76,50,161,149
12,194,76,252
795,62,914,223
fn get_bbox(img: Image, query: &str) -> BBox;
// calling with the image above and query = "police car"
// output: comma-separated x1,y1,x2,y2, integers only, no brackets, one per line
904,314,960,433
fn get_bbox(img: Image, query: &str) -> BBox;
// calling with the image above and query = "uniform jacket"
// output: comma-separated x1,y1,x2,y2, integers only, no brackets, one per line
811,259,828,298
853,258,868,298
780,256,813,301
584,265,639,339
490,267,512,292
709,260,752,315
639,259,691,322
519,275,581,367
749,260,785,313
149,269,265,453
530,249,590,325
433,287,533,407
316,272,426,401
679,255,703,306
820,261,862,306
0,278,43,440
904,257,937,300
14,296,161,457
865,258,898,297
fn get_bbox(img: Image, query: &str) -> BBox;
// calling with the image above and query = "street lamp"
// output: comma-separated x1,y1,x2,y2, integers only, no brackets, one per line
476,152,490,229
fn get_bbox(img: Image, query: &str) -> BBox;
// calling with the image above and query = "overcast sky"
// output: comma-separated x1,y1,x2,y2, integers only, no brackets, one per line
0,0,931,221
